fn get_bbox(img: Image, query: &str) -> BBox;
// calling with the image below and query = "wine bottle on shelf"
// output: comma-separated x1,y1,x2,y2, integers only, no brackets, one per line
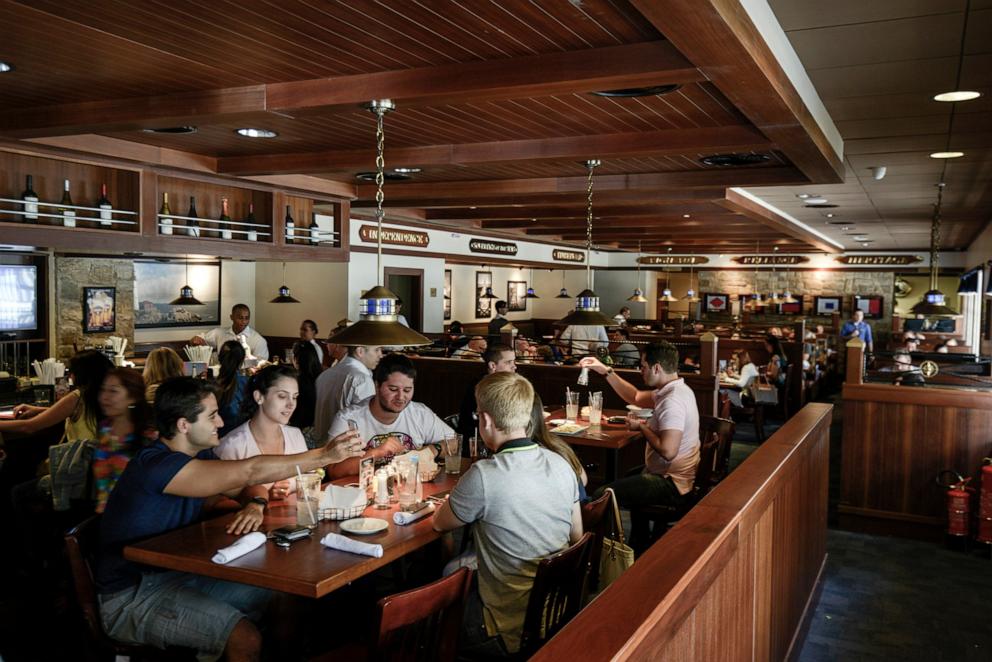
159,192,173,235
97,183,113,227
284,205,295,244
59,179,76,227
186,196,200,238
219,197,232,239
20,175,39,223
245,202,258,241
309,212,320,245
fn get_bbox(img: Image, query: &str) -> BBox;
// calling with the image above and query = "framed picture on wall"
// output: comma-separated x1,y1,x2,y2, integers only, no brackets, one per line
779,295,804,315
83,287,116,333
475,271,493,318
134,260,222,328
854,294,884,319
702,293,730,313
814,296,841,316
507,281,527,312
443,269,451,321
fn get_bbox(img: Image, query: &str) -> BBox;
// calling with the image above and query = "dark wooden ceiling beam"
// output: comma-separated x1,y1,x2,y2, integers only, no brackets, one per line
0,41,703,138
631,0,844,184
215,125,770,175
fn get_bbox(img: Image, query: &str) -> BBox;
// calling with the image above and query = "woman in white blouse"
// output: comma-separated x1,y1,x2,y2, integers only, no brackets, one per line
217,363,308,533
729,350,760,388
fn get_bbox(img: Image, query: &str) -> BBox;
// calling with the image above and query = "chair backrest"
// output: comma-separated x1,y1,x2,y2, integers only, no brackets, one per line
699,415,735,485
64,515,108,647
580,490,614,595
691,430,724,502
373,566,473,662
519,532,594,657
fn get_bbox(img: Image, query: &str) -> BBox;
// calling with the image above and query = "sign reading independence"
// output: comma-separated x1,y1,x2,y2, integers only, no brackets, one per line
469,238,518,256
358,225,429,247
732,255,809,265
835,255,923,266
638,255,710,266
553,249,585,263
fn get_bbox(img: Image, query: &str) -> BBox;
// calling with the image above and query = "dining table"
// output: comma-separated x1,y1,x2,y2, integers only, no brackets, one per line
124,468,464,599
546,407,644,484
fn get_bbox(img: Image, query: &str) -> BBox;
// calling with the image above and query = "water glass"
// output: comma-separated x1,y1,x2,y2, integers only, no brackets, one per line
588,391,603,426
565,391,580,421
295,472,321,528
395,460,417,506
468,435,479,459
443,434,462,474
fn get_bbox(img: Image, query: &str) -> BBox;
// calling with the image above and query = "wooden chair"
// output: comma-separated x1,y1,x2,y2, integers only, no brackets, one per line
64,515,194,661
580,490,613,596
699,415,736,485
517,532,594,659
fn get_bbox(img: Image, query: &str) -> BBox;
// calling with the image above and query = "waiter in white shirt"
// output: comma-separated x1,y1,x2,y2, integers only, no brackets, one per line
190,303,269,361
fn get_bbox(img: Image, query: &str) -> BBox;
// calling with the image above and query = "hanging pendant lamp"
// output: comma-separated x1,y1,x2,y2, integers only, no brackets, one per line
744,240,763,311
910,182,958,317
330,100,431,347
555,270,571,298
524,268,540,299
556,160,617,327
169,256,204,306
683,262,701,303
627,241,648,302
270,262,301,303
658,249,678,303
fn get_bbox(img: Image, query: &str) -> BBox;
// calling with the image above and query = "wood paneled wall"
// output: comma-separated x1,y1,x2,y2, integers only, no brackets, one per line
841,383,992,531
533,403,832,661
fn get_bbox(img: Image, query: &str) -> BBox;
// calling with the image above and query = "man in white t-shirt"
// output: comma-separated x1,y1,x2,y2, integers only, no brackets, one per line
190,303,269,362
580,340,700,548
325,353,453,478
313,345,382,443
559,324,609,357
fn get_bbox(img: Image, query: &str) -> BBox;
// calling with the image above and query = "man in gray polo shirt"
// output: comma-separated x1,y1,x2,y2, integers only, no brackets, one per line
434,372,582,656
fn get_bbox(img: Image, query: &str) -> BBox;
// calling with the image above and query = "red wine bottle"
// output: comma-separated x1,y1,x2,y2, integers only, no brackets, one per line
284,204,295,244
186,196,200,238
219,197,232,239
245,202,258,241
97,183,113,227
21,175,39,223
59,179,76,227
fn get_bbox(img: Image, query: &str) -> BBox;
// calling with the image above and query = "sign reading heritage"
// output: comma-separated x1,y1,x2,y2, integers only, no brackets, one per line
637,256,710,266
358,225,430,247
469,238,518,256
732,255,809,265
835,255,923,266
552,249,585,263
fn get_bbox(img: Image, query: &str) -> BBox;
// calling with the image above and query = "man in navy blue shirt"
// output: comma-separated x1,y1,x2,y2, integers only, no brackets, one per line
96,377,363,660
840,309,874,352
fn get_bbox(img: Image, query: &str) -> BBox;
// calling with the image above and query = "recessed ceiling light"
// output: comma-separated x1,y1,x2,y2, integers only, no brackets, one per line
861,241,873,247
930,151,964,159
143,126,197,134
803,196,828,205
393,167,421,174
797,193,811,199
825,213,835,218
469,206,477,210
682,214,691,218
0,62,13,73
934,91,981,102
236,128,278,138
590,84,681,98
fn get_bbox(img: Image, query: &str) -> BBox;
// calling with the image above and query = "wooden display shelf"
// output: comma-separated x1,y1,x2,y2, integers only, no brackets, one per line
273,192,346,254
155,175,273,242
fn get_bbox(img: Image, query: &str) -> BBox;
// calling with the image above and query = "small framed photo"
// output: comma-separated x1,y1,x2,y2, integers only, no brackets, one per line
83,287,116,333
702,293,730,313
443,269,452,321
814,296,841,316
475,271,493,319
507,280,527,312
854,295,884,319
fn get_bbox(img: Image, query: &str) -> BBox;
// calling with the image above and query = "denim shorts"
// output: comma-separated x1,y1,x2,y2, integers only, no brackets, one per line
98,570,271,659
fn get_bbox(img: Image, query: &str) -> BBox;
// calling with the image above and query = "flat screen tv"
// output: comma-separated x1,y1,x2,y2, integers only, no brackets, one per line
0,264,38,332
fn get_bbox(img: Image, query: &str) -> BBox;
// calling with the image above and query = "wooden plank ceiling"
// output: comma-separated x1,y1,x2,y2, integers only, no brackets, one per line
0,0,850,254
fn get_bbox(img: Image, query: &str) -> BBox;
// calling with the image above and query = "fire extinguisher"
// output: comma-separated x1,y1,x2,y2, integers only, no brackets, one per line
977,460,992,545
936,470,973,538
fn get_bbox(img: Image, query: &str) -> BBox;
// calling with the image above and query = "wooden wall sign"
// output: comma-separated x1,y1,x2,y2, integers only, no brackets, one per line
469,238,518,256
553,249,585,263
638,255,710,265
835,255,923,265
732,255,809,265
358,225,429,247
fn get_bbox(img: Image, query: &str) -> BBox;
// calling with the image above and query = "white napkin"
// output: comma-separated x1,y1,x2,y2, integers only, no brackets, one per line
211,532,266,564
320,484,367,510
320,532,383,558
393,503,435,526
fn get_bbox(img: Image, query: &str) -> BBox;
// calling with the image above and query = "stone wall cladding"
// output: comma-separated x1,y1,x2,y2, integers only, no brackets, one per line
55,257,135,360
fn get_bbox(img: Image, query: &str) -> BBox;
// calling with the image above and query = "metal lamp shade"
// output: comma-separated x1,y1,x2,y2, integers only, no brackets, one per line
626,288,648,303
556,289,617,327
481,287,497,300
781,291,798,304
682,288,701,303
524,287,540,299
910,289,958,316
555,288,571,299
269,285,301,304
169,285,203,306
330,285,432,346
767,292,783,305
659,288,678,303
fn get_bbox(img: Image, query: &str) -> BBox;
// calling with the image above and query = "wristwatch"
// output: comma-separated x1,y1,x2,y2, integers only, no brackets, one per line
605,367,615,376
249,496,269,508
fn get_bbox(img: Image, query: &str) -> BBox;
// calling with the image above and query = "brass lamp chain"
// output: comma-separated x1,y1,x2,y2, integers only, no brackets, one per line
930,183,944,290
374,105,387,285
585,160,598,290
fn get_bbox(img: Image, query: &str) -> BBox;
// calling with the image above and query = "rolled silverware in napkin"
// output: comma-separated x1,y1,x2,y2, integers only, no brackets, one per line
320,532,383,558
393,503,435,526
212,532,267,564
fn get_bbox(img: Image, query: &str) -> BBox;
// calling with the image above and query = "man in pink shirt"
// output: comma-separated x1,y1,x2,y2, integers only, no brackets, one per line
579,341,700,549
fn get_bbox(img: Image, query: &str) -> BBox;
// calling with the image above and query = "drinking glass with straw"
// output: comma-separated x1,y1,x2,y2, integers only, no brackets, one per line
295,465,319,528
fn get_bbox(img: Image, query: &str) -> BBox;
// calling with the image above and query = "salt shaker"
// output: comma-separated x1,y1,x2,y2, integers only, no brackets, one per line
577,367,590,385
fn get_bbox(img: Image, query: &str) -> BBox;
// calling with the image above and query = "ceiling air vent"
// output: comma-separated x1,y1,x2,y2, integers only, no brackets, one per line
699,153,771,167
591,84,681,98
356,172,412,182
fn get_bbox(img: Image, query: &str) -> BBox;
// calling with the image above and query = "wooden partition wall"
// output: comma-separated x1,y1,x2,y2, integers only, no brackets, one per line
535,403,832,661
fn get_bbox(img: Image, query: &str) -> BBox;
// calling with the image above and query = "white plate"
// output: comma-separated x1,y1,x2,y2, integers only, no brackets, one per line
625,404,652,418
548,418,567,426
339,517,389,535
